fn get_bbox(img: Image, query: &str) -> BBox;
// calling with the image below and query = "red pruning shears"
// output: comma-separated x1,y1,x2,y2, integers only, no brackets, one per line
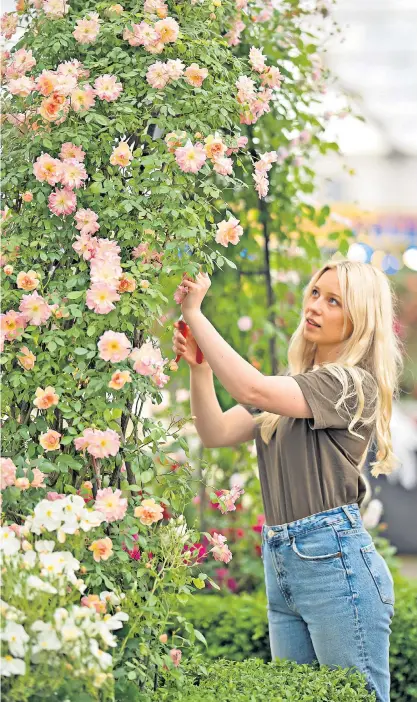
175,314,204,365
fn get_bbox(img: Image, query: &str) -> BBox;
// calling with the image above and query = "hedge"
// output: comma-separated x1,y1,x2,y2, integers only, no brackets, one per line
151,658,376,701
180,575,417,701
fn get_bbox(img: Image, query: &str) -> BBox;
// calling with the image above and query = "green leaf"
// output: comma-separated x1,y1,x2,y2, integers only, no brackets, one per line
67,291,84,300
74,348,88,355
139,469,154,484
93,114,111,126
193,628,207,645
192,578,206,590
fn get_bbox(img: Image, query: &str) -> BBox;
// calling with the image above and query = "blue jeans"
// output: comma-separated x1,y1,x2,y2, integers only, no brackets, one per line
261,503,394,702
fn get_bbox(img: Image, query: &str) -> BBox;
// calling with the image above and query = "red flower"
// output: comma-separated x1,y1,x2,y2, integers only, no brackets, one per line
252,514,265,533
161,501,172,520
122,533,141,561
209,489,224,510
182,542,207,564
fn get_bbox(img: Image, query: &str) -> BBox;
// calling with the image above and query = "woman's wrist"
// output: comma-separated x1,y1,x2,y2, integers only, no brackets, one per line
189,361,211,373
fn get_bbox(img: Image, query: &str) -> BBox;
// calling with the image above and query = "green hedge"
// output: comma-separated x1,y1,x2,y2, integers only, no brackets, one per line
151,658,376,701
389,577,417,701
181,575,417,701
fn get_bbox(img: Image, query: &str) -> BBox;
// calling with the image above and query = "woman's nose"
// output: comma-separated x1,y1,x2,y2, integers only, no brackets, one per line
309,300,322,314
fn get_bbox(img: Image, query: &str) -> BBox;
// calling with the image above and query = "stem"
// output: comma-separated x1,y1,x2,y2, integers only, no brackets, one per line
91,456,101,494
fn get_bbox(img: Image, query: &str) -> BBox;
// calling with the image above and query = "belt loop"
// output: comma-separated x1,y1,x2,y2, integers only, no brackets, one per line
341,505,356,526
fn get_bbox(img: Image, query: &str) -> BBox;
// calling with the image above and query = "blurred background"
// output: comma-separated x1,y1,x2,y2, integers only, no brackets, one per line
317,0,417,569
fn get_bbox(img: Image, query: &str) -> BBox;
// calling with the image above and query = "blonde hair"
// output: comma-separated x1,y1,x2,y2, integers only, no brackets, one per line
253,260,403,477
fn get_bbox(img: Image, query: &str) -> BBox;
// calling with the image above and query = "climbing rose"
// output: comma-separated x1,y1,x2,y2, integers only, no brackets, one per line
16,270,40,291
261,66,282,89
134,498,164,525
169,649,182,667
17,346,36,370
73,13,101,44
175,140,206,173
207,532,233,563
98,330,131,362
33,386,59,409
184,63,208,87
215,217,243,247
38,94,69,123
94,488,128,522
1,13,18,39
249,46,267,73
154,17,179,43
43,0,69,17
204,135,227,161
130,342,165,376
108,370,132,389
39,429,61,451
70,84,96,112
213,157,233,176
59,142,85,161
0,457,17,489
60,159,87,189
146,62,170,89
36,70,58,96
74,428,120,458
1,310,26,341
94,74,123,101
33,154,62,185
110,141,133,167
7,76,36,97
74,209,100,236
86,283,120,314
48,188,77,216
19,291,52,326
216,485,245,514
89,537,113,562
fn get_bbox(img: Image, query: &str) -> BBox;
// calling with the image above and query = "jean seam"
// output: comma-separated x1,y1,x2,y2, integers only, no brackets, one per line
336,530,371,682
268,544,298,613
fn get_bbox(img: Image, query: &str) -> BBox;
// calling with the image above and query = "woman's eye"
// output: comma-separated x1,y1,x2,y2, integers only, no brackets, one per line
329,298,338,306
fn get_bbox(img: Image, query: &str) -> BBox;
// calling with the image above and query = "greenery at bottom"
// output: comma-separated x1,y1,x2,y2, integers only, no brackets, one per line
179,574,417,701
151,658,376,701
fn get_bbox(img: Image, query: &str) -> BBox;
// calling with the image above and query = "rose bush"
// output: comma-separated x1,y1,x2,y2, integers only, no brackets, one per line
1,0,350,697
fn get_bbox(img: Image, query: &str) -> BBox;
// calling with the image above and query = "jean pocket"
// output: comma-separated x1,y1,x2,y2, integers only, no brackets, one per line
360,542,395,605
290,527,342,561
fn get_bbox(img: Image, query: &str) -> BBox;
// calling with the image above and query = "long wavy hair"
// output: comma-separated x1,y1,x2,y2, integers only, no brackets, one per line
253,260,403,477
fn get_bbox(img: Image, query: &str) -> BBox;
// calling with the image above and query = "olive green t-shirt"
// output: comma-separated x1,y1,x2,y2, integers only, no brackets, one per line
240,367,377,526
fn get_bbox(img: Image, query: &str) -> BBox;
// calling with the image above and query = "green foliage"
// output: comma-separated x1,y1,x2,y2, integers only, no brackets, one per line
389,577,417,701
151,658,376,702
180,575,417,700
180,590,270,661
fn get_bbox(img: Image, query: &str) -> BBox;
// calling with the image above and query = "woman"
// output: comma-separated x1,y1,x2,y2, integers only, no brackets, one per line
172,259,403,702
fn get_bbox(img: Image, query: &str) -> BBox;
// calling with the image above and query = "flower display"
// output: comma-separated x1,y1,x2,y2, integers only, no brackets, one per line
1,0,339,690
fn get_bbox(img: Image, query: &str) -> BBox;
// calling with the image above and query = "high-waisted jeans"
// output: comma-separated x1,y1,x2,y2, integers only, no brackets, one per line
261,503,395,702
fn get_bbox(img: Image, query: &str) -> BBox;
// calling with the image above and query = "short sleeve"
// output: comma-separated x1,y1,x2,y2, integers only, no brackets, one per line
292,368,356,431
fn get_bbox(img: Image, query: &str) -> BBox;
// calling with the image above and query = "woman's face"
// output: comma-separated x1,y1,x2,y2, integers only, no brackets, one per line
304,268,353,347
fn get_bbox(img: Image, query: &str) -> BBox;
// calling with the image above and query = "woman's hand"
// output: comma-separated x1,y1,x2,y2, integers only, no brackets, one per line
172,321,209,369
180,271,211,322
